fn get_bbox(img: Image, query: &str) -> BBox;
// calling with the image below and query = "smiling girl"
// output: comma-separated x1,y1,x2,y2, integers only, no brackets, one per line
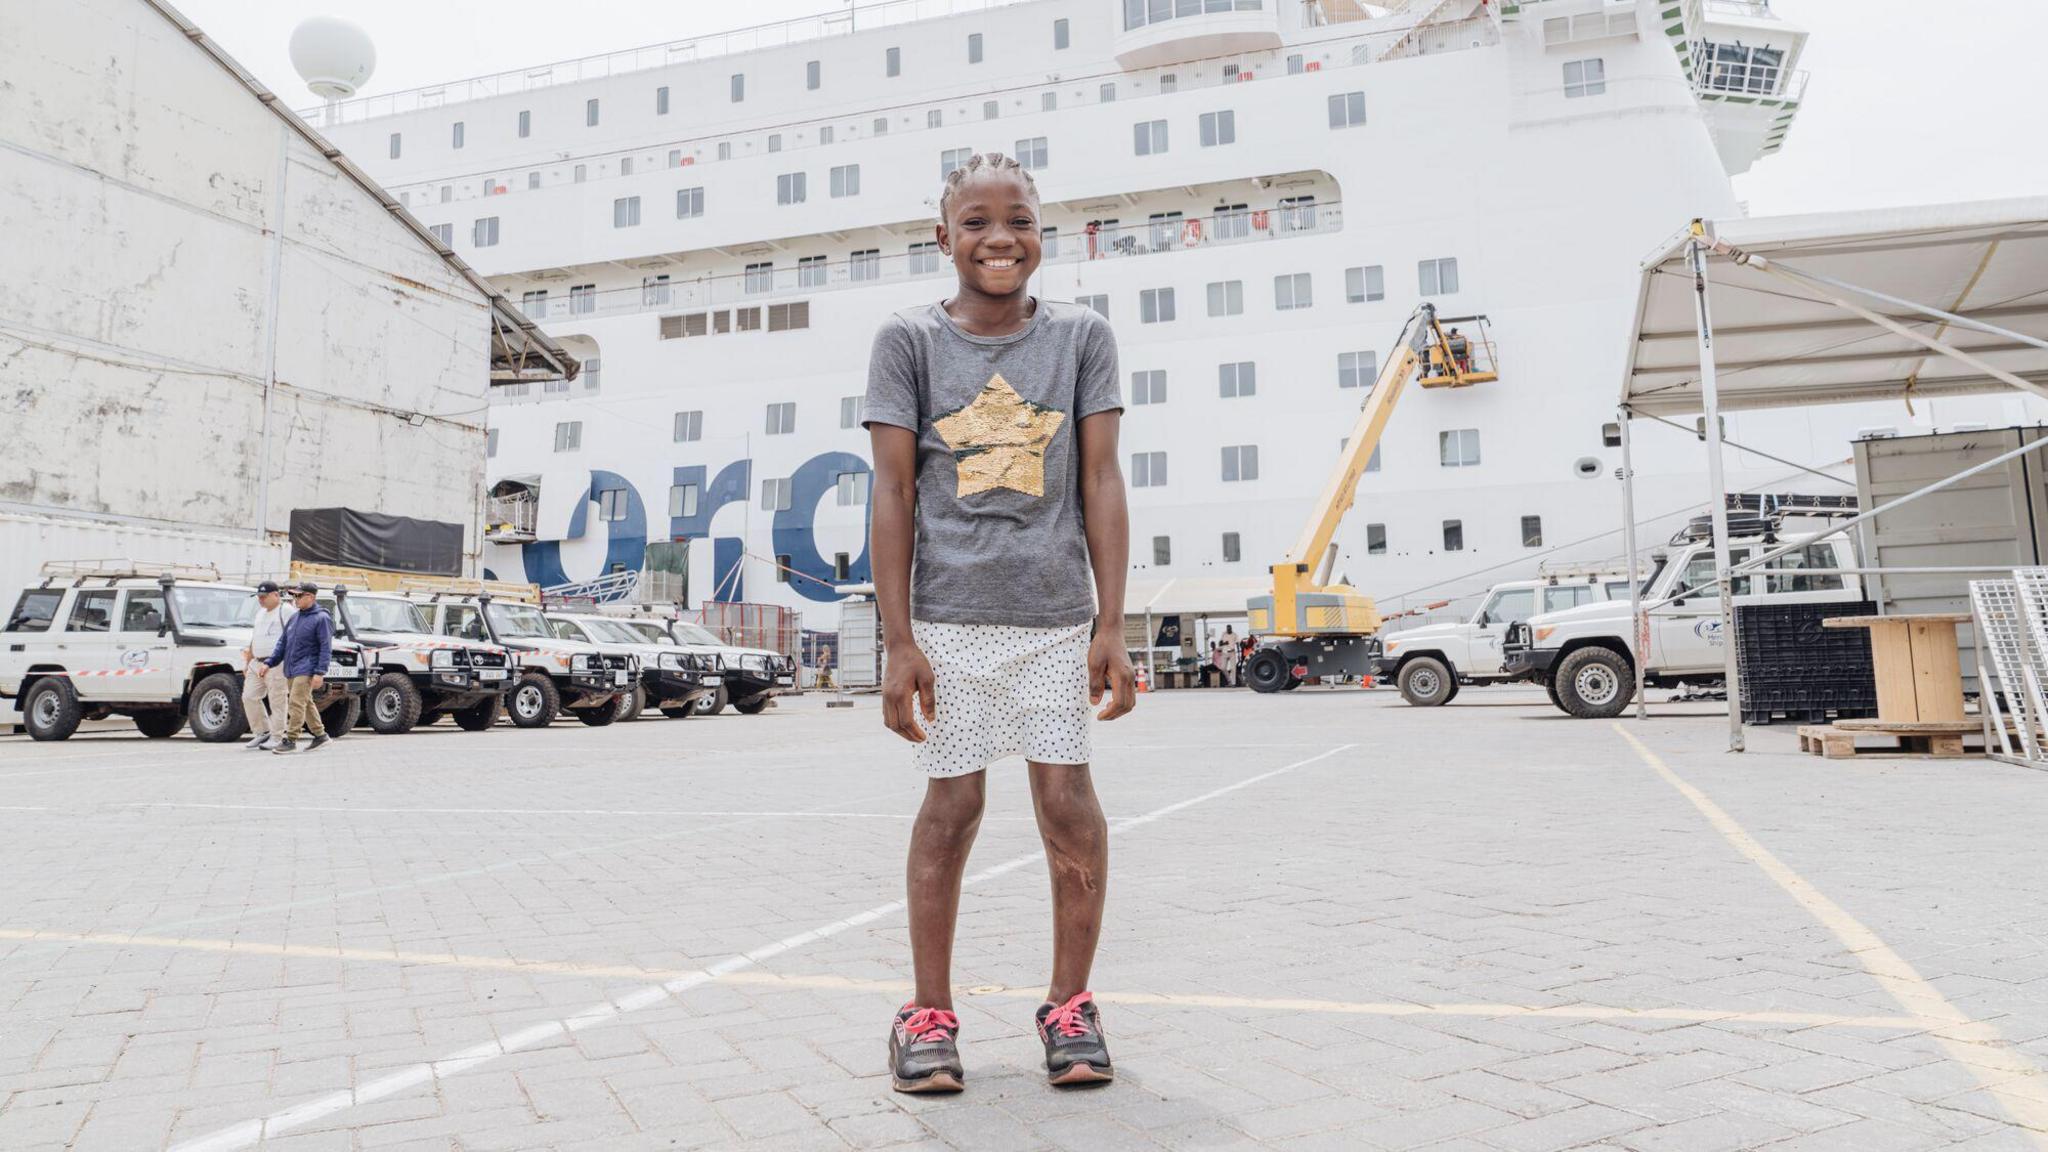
863,152,1137,1092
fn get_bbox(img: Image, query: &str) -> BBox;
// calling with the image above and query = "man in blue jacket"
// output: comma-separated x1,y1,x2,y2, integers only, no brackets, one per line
268,581,334,754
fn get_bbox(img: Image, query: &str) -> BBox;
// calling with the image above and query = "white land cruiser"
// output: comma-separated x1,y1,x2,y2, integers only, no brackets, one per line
319,591,514,735
661,618,796,716
0,565,367,742
412,594,635,728
1373,573,1635,706
1502,531,1863,718
544,613,721,721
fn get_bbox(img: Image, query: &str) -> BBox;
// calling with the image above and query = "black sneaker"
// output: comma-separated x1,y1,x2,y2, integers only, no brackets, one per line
271,740,298,755
888,1003,964,1093
306,733,330,751
1036,992,1113,1086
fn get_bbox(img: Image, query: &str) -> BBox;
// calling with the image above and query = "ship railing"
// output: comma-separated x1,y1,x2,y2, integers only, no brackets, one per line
542,569,643,606
505,202,1345,327
1689,39,1803,100
1702,0,1776,19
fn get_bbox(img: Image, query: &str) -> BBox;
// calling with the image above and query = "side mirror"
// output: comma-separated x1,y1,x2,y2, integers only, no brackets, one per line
1474,611,1490,628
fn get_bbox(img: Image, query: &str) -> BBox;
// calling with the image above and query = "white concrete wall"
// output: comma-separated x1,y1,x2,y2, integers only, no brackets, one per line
0,0,495,595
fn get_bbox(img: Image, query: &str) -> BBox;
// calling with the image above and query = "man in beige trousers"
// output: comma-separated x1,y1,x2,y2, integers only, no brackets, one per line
240,580,292,751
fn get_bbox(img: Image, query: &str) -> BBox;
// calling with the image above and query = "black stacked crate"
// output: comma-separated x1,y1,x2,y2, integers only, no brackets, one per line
1734,601,1879,725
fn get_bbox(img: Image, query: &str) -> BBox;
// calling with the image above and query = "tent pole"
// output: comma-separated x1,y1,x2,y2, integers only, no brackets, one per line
1619,406,1646,721
1690,233,1744,753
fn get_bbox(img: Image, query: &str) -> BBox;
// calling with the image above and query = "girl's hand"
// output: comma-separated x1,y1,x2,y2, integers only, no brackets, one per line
1089,632,1137,721
882,643,936,743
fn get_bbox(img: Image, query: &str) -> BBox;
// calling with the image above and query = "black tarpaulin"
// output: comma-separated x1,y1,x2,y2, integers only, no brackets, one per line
289,508,463,576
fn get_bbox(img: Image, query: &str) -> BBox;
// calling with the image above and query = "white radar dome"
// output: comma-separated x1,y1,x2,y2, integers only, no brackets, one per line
289,17,376,100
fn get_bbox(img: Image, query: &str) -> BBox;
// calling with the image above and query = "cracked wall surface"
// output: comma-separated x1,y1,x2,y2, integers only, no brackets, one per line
0,0,493,590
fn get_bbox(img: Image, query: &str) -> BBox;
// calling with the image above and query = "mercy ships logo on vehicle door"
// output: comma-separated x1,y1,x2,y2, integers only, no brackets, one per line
932,374,1066,498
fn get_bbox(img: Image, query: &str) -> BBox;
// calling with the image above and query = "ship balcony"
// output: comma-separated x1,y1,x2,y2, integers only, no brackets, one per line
1115,0,1283,70
485,487,539,543
509,198,1346,328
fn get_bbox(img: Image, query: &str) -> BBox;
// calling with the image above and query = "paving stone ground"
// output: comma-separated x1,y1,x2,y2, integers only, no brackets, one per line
2,686,2046,1152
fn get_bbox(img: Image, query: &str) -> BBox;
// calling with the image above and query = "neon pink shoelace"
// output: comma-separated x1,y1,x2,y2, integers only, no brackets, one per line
1043,991,1096,1039
901,1006,959,1043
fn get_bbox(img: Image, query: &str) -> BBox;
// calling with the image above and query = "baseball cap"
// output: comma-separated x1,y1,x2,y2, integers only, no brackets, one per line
255,580,280,594
293,581,321,595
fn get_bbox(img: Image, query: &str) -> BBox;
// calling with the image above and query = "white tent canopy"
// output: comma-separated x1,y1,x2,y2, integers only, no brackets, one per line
1623,197,2048,417
1122,576,1268,618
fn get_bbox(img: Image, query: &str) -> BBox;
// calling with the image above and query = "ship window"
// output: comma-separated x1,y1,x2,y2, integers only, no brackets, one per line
777,172,807,205
1099,82,1117,103
674,410,703,441
1077,294,1108,318
1219,361,1256,398
451,121,464,149
656,86,669,115
1274,272,1312,311
841,396,866,429
1279,195,1317,231
1346,265,1385,303
1042,92,1058,112
886,46,901,77
806,60,821,90
1564,58,1607,98
765,402,796,436
850,249,880,281
1216,203,1250,239
909,242,942,274
768,134,782,153
830,165,860,198
1015,137,1049,170
1133,119,1168,156
486,429,498,459
968,33,983,63
438,185,451,203
1160,73,1178,94
799,255,828,288
1287,54,1304,75
820,126,834,145
427,223,453,246
1148,211,1183,248
597,489,628,522
1221,444,1259,482
939,146,974,182
573,164,586,183
1366,445,1382,472
1338,350,1375,389
1367,524,1387,555
1328,91,1367,129
527,171,539,189
837,472,870,507
620,157,635,176
983,100,1000,120
613,197,641,228
928,109,944,129
472,217,499,247
1442,520,1464,552
767,301,809,332
745,262,775,293
553,422,581,452
677,187,704,219
1440,428,1481,467
717,142,731,160
1054,18,1070,49
761,479,793,512
1199,110,1235,147
518,110,530,138
730,73,745,103
735,307,762,332
1222,533,1241,563
1420,257,1460,295
670,483,699,518
1131,451,1168,487
585,98,599,127
1153,536,1172,566
389,132,401,159
521,290,547,318
1131,369,1167,405
1139,287,1175,324
873,117,890,135
1522,516,1544,548
1207,280,1243,317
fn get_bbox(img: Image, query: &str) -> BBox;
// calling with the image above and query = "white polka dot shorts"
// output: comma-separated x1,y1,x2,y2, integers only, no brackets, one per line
910,619,1094,778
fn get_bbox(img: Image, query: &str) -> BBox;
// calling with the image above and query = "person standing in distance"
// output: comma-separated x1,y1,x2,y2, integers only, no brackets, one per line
865,152,1137,1095
267,581,333,755
239,580,292,751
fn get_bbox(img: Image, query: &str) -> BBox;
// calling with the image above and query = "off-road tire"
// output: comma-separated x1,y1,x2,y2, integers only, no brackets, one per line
186,672,247,743
1554,646,1634,719
23,678,84,742
320,696,361,738
571,703,617,727
614,685,646,723
1397,657,1455,707
508,673,560,728
134,711,185,739
659,704,695,719
1246,650,1291,694
1544,676,1564,709
368,672,424,735
696,685,729,716
452,694,502,731
733,696,770,715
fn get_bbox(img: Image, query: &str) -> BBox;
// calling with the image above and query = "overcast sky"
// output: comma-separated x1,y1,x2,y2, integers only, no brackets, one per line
177,0,2046,218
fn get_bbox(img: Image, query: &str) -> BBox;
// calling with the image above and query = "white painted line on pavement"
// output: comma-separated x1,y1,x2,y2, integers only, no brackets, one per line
124,802,1043,821
1616,724,2048,1144
169,742,1356,1152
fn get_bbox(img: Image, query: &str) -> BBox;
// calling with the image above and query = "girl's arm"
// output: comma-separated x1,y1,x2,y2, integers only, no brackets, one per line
869,422,935,742
1078,410,1136,720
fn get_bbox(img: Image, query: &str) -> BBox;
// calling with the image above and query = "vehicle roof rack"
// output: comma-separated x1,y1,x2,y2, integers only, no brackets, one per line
1670,493,1861,545
38,560,222,587
1533,560,1641,584
393,575,540,603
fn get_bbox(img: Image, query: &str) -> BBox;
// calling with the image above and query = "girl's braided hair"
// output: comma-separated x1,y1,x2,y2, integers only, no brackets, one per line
938,151,1040,223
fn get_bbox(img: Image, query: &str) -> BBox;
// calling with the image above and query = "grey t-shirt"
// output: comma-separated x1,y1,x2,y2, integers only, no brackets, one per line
864,299,1123,627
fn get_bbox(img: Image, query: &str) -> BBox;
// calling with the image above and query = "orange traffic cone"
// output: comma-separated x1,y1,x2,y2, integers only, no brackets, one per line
1134,665,1151,693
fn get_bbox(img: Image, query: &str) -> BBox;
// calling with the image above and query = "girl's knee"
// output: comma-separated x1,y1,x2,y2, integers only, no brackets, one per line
918,775,987,840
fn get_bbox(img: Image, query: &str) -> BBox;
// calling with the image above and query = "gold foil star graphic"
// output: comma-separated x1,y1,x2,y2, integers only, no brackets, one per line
932,373,1066,498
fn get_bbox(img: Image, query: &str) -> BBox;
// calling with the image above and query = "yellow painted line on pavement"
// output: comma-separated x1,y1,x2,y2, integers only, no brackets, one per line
0,926,1931,1031
1616,723,2048,1140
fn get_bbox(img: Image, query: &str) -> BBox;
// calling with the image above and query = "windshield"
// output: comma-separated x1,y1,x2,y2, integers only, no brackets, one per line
487,603,554,639
578,618,647,645
1477,588,1535,626
346,597,427,634
673,622,723,646
172,587,258,629
619,620,676,645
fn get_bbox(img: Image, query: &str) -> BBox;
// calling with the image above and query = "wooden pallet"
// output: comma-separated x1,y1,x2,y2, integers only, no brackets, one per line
1796,723,1981,760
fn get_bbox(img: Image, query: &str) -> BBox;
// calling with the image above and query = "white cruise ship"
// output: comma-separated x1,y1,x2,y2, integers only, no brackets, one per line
315,0,2032,633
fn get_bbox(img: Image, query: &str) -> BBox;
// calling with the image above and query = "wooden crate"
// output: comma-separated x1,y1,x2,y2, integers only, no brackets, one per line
1796,721,1981,760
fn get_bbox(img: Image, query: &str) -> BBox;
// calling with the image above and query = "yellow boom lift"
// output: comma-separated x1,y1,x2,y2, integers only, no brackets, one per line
1244,303,1496,692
